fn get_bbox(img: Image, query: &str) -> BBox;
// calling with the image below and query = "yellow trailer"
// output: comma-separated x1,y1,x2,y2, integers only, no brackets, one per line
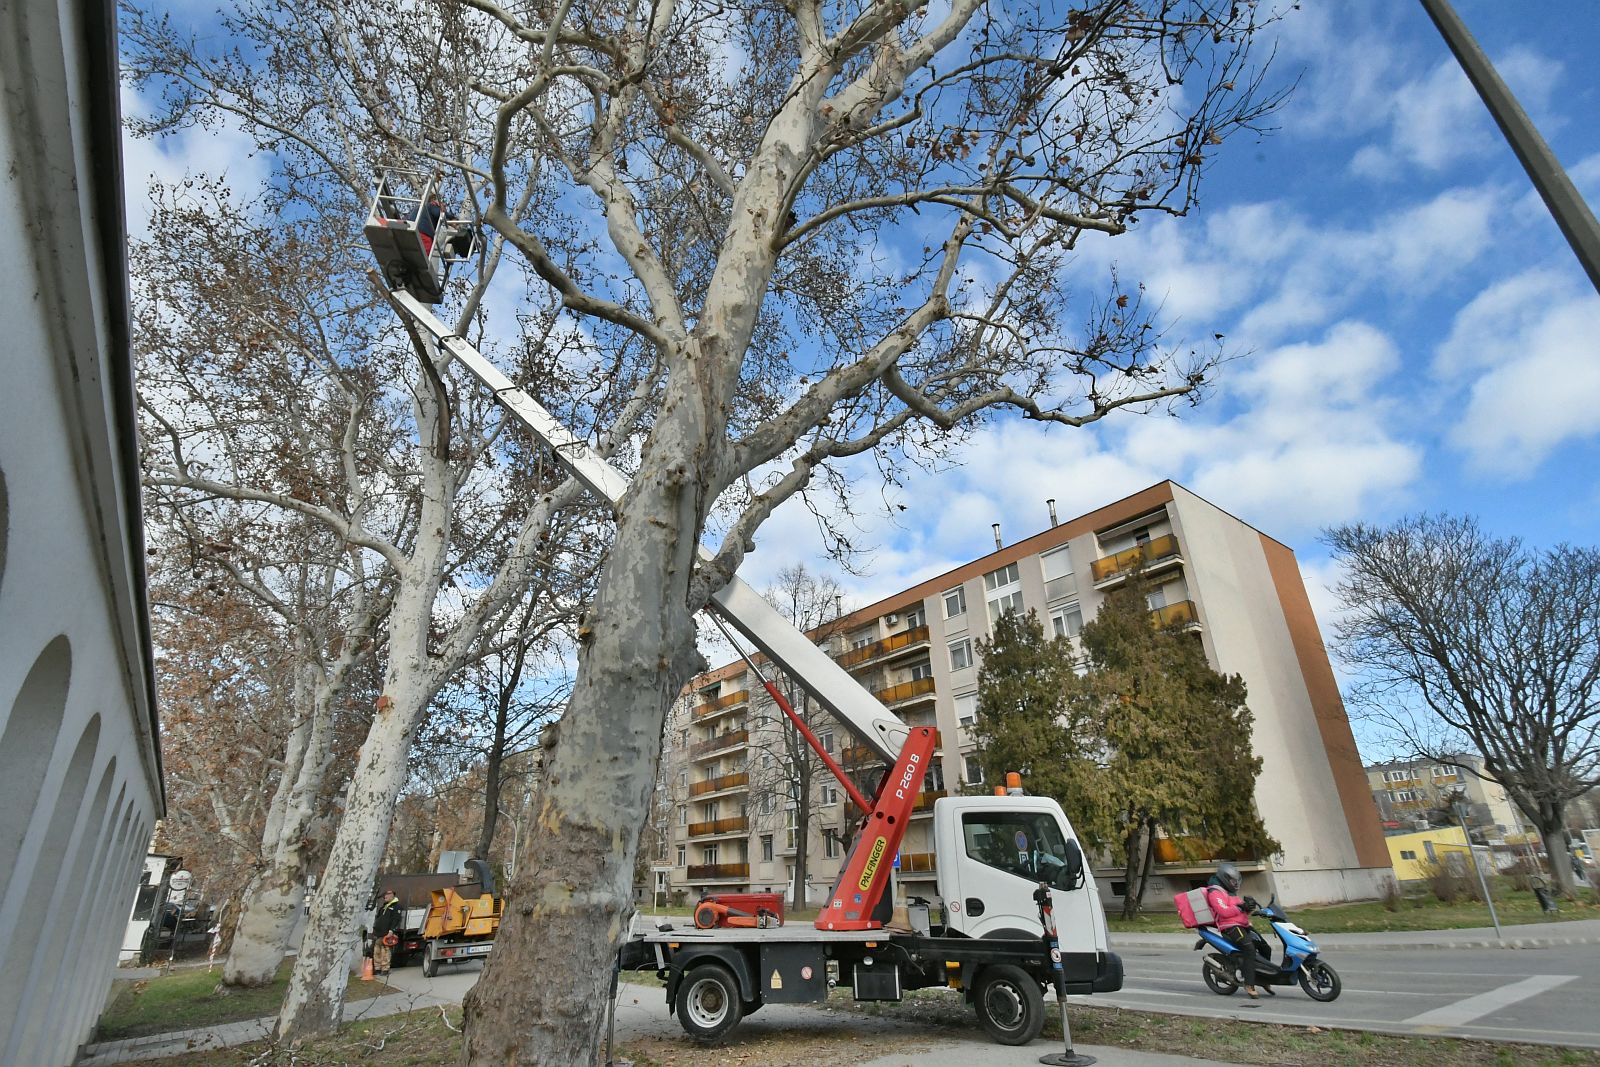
420,881,501,976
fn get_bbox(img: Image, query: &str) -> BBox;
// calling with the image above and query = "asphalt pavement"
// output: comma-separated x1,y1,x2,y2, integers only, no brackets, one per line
1095,940,1599,1049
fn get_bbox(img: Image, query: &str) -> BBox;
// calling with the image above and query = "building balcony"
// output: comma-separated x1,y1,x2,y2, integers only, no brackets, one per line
1152,837,1259,866
688,816,749,838
911,789,947,815
837,625,931,670
841,742,880,768
1149,599,1200,631
689,771,749,798
898,851,937,873
686,862,749,881
693,688,749,722
691,729,749,761
1091,534,1183,588
873,676,937,708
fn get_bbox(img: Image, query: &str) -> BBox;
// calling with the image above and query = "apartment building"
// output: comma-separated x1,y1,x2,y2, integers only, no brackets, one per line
1365,754,1530,843
658,482,1393,911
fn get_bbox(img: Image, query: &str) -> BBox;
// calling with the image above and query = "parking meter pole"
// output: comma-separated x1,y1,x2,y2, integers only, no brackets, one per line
1035,883,1095,1067
1457,804,1502,939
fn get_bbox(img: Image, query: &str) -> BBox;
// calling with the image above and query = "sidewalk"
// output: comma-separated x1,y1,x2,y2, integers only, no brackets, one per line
1109,917,1600,951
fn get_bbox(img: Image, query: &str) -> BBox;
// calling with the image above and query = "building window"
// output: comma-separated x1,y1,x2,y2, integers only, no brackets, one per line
760,794,776,815
1146,586,1167,610
825,833,842,860
678,805,687,826
984,562,1020,590
819,729,835,753
703,844,720,864
851,631,873,649
905,607,925,629
761,835,774,862
821,783,839,807
948,638,974,672
1400,850,1417,861
955,692,977,727
985,562,1023,623
678,771,687,790
1042,546,1075,602
925,758,945,792
909,660,933,681
943,586,966,618
676,845,686,866
1050,603,1083,639
965,754,985,784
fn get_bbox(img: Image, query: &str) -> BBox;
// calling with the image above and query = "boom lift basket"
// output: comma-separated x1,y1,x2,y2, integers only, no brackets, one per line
363,167,480,304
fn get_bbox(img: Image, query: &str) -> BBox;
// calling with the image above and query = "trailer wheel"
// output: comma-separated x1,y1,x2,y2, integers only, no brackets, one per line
421,941,439,978
676,963,744,1043
973,964,1045,1046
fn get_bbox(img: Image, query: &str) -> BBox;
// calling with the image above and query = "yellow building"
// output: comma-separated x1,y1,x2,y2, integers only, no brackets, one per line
1385,826,1471,881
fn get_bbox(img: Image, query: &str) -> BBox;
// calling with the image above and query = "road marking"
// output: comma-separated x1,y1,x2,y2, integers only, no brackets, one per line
1402,974,1580,1027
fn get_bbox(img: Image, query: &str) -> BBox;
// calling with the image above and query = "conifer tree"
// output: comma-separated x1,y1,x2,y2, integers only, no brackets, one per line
972,585,1277,919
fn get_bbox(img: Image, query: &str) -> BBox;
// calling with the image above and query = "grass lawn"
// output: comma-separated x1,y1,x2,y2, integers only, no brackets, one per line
124,995,1600,1067
1107,886,1600,935
98,960,396,1041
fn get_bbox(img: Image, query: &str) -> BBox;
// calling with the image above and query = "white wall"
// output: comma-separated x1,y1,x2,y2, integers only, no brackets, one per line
0,1,164,1062
1169,486,1382,904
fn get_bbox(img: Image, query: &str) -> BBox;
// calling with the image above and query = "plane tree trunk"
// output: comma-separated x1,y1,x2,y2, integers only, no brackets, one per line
461,374,714,1065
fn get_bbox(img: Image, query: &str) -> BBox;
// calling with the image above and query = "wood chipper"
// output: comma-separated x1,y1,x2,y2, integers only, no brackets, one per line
419,858,501,977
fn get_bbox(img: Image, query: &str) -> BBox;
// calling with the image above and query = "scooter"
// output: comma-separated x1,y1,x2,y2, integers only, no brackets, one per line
1194,895,1341,1001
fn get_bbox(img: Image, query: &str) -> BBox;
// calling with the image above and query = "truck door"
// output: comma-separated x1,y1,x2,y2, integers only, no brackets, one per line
939,800,1107,968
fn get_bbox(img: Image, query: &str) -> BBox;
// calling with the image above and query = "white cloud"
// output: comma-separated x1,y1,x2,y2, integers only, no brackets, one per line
1347,49,1562,181
1437,271,1600,476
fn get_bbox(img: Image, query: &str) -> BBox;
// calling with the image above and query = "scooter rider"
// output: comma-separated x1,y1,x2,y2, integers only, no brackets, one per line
1203,861,1267,999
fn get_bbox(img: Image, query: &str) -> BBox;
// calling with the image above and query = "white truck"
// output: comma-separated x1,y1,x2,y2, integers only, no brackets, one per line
625,791,1120,1044
372,219,1122,1049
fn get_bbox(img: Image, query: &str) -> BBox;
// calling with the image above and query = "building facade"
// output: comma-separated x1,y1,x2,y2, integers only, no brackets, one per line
0,2,165,1063
1365,754,1531,843
657,482,1393,911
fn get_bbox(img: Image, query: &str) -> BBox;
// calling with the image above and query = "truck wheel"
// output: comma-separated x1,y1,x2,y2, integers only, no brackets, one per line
973,964,1045,1046
422,942,439,978
676,963,744,1043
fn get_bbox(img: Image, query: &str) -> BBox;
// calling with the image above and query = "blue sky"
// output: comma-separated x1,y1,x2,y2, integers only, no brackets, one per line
736,2,1600,662
121,2,1600,755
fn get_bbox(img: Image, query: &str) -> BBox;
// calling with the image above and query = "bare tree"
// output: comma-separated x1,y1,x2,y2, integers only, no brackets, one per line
125,172,604,1032
741,566,853,907
442,3,1284,1060
1325,515,1600,894
127,0,1282,1052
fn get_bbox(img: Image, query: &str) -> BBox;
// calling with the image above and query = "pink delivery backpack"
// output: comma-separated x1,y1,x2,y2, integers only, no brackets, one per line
1173,887,1216,929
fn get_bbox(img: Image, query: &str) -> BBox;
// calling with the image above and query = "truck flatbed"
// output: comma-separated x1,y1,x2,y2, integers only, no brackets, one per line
637,923,889,945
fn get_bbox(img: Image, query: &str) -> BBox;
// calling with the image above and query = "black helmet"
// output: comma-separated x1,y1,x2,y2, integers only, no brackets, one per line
1215,861,1241,894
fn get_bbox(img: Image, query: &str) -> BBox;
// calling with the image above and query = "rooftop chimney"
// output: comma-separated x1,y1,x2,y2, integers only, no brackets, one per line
992,523,1002,550
1047,498,1058,527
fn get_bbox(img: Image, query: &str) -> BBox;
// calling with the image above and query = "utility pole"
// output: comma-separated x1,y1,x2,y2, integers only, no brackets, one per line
1419,0,1600,293
1455,802,1502,940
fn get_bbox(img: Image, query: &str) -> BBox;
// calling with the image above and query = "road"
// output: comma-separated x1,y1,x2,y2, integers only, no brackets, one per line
1095,942,1598,1048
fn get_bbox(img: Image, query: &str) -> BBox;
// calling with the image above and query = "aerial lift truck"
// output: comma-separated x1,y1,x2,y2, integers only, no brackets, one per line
366,182,1121,1046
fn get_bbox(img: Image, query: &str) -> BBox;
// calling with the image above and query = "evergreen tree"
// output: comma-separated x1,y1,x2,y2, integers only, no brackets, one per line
970,611,1106,836
971,585,1277,920
1077,582,1277,917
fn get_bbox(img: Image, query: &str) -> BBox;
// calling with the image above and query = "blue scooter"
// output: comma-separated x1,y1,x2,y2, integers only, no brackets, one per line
1195,895,1341,1001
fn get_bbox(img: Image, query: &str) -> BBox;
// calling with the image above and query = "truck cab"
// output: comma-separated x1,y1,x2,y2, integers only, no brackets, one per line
935,795,1110,967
